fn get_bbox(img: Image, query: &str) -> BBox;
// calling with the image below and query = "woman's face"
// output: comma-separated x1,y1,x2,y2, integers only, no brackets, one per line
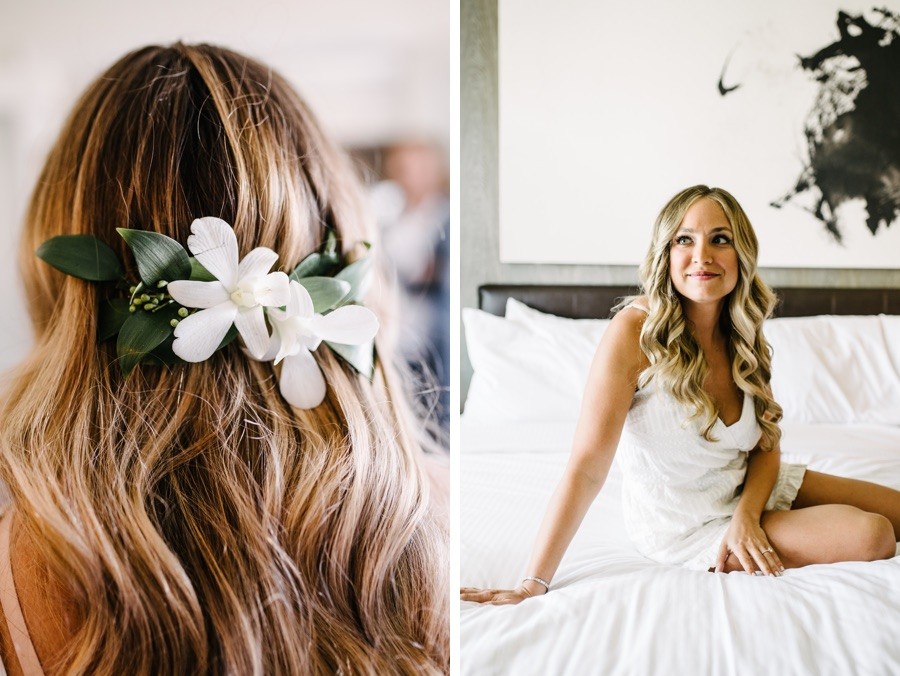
668,197,739,308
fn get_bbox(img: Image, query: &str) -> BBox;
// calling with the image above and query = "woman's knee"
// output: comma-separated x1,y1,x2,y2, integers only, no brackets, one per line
854,512,896,561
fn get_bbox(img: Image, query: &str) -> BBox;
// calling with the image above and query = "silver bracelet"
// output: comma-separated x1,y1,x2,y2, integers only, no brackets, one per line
521,576,550,594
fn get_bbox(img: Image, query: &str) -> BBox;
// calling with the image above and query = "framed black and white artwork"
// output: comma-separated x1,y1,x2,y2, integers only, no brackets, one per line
499,1,900,268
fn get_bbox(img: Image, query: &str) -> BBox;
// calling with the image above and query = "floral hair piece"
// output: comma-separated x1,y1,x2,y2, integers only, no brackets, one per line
35,217,379,409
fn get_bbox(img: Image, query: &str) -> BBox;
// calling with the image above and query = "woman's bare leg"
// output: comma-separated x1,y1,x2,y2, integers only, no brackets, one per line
792,470,900,538
716,470,900,574
719,504,895,573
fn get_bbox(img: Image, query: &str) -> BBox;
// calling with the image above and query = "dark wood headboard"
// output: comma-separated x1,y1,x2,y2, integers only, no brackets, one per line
478,285,900,318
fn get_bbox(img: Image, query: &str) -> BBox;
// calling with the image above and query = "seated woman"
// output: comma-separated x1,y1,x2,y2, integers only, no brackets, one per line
0,43,448,673
462,185,899,604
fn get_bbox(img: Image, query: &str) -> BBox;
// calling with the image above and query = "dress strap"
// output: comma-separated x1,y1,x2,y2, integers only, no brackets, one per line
0,509,45,676
623,302,650,315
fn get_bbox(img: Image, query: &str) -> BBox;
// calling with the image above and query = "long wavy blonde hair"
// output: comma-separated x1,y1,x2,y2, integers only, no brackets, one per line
0,44,448,674
634,185,782,451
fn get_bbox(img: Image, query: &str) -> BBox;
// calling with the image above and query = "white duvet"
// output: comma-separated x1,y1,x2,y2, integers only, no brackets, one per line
460,418,900,675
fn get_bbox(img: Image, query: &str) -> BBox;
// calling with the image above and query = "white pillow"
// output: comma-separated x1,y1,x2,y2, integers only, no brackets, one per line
765,315,900,425
879,315,900,374
505,298,610,377
462,308,589,422
505,297,610,332
468,299,900,427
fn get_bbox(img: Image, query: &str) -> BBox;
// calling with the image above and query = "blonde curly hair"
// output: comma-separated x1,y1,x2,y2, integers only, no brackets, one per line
632,185,782,451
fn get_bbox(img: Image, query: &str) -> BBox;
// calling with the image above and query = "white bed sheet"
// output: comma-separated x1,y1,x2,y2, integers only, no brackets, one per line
460,418,900,675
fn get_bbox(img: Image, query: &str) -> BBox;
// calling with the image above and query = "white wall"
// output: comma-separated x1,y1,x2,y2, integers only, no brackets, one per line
0,0,449,373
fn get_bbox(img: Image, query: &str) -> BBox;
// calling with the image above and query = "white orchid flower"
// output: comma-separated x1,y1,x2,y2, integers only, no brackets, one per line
265,280,379,409
167,217,290,362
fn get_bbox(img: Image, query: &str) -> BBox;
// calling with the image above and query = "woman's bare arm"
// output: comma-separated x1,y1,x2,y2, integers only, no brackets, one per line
713,381,786,576
734,446,780,523
713,444,785,576
461,308,647,604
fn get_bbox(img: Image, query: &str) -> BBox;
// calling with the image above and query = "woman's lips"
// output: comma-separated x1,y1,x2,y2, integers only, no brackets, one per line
688,272,719,280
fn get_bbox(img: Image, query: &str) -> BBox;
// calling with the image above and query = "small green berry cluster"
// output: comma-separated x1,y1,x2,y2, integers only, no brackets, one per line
127,280,191,327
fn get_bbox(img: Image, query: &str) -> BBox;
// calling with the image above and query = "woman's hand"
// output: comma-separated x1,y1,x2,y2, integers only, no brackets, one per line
459,585,540,605
715,512,785,576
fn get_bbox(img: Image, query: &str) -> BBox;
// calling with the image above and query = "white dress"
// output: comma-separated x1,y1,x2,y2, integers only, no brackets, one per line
617,381,807,571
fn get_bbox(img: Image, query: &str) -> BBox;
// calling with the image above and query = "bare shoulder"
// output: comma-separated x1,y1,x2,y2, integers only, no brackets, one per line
0,516,77,675
597,301,649,372
618,294,650,314
571,299,648,469
0,564,18,676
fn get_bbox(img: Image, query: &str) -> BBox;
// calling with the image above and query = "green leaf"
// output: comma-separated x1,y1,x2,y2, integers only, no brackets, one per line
147,334,179,367
296,277,351,313
117,229,191,286
334,257,373,304
189,257,217,282
36,235,123,281
116,304,181,376
98,298,132,341
216,325,238,351
326,340,375,380
323,229,338,256
289,231,342,280
290,252,336,280
119,312,237,371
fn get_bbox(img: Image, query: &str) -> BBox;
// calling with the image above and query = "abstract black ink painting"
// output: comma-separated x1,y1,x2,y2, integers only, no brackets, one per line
767,9,899,243
499,1,900,268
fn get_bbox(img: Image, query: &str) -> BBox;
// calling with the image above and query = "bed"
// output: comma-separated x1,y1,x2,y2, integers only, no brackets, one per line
460,285,900,675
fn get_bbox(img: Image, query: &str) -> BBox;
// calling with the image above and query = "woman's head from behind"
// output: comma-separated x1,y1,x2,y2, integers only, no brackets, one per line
24,43,367,325
5,43,447,674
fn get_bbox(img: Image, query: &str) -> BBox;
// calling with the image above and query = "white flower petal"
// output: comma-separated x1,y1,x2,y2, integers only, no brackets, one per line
172,302,237,362
310,306,379,345
237,247,278,280
167,280,229,309
267,305,288,322
274,330,300,365
279,349,327,409
288,280,314,318
234,305,270,359
255,330,281,362
187,217,239,288
255,271,291,307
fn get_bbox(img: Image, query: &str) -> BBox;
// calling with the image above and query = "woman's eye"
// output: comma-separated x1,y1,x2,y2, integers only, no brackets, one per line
713,235,733,245
674,235,691,245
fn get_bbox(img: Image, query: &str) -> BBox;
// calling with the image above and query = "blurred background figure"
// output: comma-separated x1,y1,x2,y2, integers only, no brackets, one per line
370,141,450,434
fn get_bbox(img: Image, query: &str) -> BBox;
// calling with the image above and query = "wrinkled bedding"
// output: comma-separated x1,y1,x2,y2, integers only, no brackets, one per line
460,418,900,675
